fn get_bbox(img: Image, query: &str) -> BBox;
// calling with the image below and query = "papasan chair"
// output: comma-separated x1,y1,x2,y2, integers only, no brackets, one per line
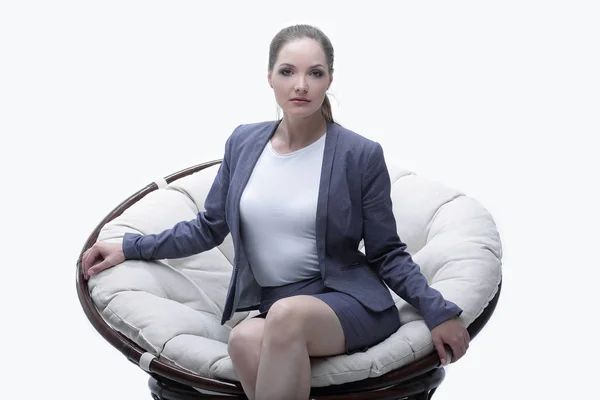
76,152,503,400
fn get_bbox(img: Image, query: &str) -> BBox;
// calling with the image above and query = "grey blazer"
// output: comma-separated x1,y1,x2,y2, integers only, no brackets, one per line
123,120,462,329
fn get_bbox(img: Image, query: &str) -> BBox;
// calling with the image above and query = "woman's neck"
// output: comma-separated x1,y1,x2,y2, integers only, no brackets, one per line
274,113,327,152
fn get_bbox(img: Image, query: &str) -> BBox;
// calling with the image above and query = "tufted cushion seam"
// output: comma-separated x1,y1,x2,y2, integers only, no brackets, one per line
165,186,201,214
425,193,465,243
103,303,160,354
154,260,222,314
159,351,207,377
311,366,372,380
403,336,432,356
369,351,415,375
90,284,109,309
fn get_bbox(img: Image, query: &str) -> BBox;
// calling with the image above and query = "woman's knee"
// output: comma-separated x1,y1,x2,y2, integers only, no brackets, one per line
228,320,264,361
263,298,306,348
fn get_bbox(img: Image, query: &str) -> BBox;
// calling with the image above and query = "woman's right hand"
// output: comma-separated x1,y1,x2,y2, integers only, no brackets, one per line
81,242,125,280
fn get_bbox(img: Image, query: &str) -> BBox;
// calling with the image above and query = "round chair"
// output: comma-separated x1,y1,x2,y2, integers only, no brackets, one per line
76,158,503,400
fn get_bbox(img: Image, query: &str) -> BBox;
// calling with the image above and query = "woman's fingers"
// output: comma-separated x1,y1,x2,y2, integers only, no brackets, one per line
86,243,124,278
431,319,471,365
88,258,109,276
82,245,101,279
433,337,448,365
82,247,93,279
449,341,464,363
449,329,469,363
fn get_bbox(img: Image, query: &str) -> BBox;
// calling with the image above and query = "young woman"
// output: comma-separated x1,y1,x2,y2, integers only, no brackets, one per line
82,24,470,400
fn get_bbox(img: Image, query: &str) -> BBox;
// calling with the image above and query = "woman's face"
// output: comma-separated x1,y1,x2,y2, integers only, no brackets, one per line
268,38,332,119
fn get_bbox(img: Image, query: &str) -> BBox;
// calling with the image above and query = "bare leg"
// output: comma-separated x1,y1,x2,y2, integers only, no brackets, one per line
254,295,346,400
227,318,266,400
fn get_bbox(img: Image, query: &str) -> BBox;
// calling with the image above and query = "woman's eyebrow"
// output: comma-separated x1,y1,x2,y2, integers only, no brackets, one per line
278,63,326,69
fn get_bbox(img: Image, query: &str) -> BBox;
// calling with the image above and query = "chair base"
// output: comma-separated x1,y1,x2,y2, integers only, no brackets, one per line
148,367,444,400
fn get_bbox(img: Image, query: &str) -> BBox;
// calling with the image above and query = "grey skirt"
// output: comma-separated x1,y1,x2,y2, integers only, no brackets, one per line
254,275,401,354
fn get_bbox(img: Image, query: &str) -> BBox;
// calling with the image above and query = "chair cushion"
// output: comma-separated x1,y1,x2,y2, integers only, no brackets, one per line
88,161,502,388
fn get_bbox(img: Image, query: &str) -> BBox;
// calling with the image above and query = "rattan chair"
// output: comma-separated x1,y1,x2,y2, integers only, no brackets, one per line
76,159,502,400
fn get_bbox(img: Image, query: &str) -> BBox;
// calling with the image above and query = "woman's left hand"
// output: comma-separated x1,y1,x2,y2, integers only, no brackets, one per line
431,317,470,365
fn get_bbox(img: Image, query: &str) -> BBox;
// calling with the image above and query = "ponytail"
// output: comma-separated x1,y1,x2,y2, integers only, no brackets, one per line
321,95,335,124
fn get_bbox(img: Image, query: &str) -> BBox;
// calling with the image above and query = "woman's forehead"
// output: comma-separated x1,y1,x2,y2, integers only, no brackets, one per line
276,38,326,67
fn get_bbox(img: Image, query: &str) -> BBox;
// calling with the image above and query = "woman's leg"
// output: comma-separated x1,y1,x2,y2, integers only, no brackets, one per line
227,318,266,400
254,295,346,400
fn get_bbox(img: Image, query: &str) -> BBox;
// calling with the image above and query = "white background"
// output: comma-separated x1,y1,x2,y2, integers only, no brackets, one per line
1,1,598,398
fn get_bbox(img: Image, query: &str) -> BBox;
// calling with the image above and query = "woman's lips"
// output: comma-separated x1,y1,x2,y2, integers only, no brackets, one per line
290,99,310,105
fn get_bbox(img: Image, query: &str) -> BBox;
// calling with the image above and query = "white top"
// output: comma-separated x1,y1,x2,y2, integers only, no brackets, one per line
239,133,326,287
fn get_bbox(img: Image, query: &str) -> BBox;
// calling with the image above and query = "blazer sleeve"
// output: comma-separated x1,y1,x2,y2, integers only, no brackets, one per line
121,128,236,260
362,142,462,330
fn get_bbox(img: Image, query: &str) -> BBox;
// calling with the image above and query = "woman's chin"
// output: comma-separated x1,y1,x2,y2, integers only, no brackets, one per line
281,106,320,119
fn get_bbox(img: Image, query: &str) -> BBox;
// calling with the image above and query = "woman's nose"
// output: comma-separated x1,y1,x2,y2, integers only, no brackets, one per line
294,78,308,93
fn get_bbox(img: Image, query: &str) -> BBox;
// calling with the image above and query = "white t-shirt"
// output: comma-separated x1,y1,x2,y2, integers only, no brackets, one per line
239,133,326,287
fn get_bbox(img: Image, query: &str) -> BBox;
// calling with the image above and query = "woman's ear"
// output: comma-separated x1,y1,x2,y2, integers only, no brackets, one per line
268,72,273,88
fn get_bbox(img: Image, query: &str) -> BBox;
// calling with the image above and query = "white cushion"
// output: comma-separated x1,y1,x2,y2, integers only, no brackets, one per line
88,161,502,388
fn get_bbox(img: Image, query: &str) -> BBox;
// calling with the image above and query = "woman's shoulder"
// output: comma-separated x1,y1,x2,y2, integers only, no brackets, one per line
234,120,278,133
335,123,381,155
228,120,278,141
221,120,278,153
336,124,374,141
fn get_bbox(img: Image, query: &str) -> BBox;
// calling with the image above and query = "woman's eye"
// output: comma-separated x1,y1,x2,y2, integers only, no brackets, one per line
278,69,323,77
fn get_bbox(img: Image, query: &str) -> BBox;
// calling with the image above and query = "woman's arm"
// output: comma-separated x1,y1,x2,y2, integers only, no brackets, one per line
122,131,236,261
361,142,470,363
361,142,462,330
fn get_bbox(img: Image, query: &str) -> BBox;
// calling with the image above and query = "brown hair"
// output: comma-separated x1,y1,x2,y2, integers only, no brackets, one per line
268,24,336,124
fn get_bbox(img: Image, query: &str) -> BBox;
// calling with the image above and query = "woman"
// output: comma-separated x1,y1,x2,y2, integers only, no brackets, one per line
82,24,470,400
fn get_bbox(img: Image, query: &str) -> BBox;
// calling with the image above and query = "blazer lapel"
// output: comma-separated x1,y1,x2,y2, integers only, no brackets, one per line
316,122,339,268
231,120,281,250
